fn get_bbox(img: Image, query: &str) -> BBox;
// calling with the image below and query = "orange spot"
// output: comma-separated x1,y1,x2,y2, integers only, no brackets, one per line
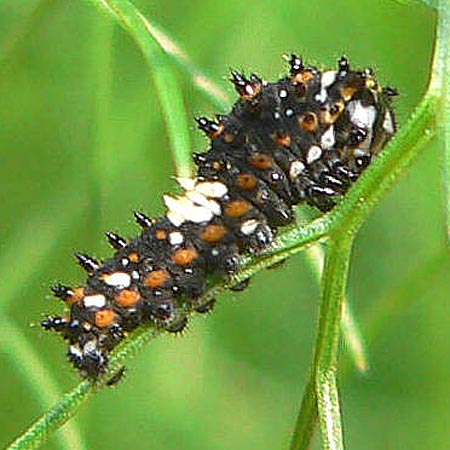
249,153,273,170
299,112,318,132
144,269,170,289
201,224,227,243
342,86,358,101
293,70,314,85
67,287,84,305
94,309,117,328
236,173,258,190
223,132,235,143
224,199,252,218
172,248,198,266
212,161,223,170
273,133,291,147
128,252,139,263
155,230,167,240
115,289,141,307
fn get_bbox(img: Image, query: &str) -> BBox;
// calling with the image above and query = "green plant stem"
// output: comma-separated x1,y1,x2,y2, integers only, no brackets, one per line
291,236,353,450
1,316,86,450
303,244,369,373
7,381,93,450
87,0,193,177
315,237,353,450
138,17,230,110
290,379,318,450
432,0,450,244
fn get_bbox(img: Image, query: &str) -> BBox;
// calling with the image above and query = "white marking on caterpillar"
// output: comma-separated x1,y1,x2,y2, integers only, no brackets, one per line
167,211,185,227
131,270,140,280
289,161,306,180
69,344,83,359
382,111,395,134
164,195,214,224
195,181,228,198
315,70,337,103
177,177,196,191
83,294,107,309
347,100,377,129
241,219,259,236
279,89,288,98
185,190,222,216
306,145,323,164
169,231,184,245
102,272,131,289
320,125,335,150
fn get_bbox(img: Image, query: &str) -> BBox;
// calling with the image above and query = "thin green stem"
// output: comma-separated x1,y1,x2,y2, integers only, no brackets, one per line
1,316,86,450
433,0,450,244
290,379,318,450
87,0,192,177
6,381,93,450
154,68,193,178
303,244,369,373
138,18,230,110
291,236,353,450
314,236,353,450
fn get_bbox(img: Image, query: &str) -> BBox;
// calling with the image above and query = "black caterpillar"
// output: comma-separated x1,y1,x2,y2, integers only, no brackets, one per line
42,55,397,378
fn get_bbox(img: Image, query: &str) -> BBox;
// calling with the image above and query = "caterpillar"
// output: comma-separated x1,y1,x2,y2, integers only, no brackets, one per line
42,55,397,378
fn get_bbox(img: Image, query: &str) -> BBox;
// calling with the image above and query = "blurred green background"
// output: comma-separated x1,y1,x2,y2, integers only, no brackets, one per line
0,1,448,449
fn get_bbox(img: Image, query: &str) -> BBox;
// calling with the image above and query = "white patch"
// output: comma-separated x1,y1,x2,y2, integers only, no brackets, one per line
195,181,228,198
382,111,395,134
271,172,281,181
177,177,196,191
167,210,185,227
241,219,259,236
69,344,83,359
273,111,281,120
185,191,221,216
347,100,377,129
131,270,140,280
164,194,214,224
121,258,129,267
289,161,306,179
306,146,323,164
169,231,184,245
315,70,337,103
279,89,288,98
102,272,131,289
83,294,106,309
285,108,294,117
322,70,337,88
320,126,335,150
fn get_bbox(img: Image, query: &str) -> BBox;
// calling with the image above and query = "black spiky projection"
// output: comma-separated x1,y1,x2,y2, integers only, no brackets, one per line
42,55,397,378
